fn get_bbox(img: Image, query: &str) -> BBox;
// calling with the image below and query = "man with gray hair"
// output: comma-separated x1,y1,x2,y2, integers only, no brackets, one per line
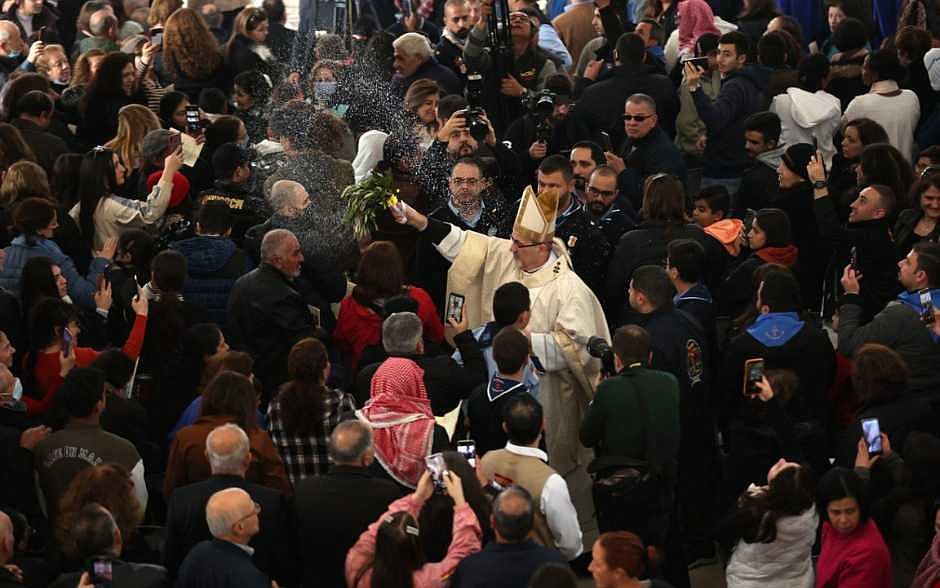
293,420,402,588
175,488,270,588
354,311,487,416
227,227,321,393
451,486,567,588
164,424,293,584
602,92,687,211
267,180,310,220
48,504,167,587
390,31,461,98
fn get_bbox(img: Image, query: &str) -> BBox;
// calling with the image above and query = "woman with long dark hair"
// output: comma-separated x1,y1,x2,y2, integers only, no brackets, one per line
232,70,272,145
224,6,278,81
334,241,444,373
722,461,817,587
607,173,713,322
22,292,147,416
267,338,356,485
895,169,940,256
77,52,147,148
0,198,110,309
164,324,232,443
827,118,889,220
164,370,290,495
347,469,480,588
70,144,183,252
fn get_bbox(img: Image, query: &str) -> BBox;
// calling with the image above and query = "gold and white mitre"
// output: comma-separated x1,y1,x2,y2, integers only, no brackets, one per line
512,185,560,244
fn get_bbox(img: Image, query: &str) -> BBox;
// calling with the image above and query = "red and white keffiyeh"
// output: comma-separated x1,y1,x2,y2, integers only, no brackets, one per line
357,357,435,488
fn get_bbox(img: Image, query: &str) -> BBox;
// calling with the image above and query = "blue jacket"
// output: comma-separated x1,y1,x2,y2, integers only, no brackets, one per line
171,235,251,325
0,236,107,309
692,64,772,178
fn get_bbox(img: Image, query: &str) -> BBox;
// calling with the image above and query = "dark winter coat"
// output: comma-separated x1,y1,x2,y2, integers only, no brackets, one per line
171,235,252,325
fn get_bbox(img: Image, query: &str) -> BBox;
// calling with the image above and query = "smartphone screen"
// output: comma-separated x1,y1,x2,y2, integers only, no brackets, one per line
849,246,858,272
920,289,935,325
62,328,73,357
185,105,200,133
861,418,882,456
425,452,447,489
743,358,764,396
150,26,163,47
90,557,113,588
447,293,465,323
457,440,476,468
166,132,181,155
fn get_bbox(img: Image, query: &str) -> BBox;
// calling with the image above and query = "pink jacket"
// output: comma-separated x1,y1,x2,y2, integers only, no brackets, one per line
345,494,482,588
678,0,720,54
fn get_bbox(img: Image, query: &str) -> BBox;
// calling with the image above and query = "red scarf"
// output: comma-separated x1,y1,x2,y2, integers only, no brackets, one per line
358,358,435,488
756,244,799,268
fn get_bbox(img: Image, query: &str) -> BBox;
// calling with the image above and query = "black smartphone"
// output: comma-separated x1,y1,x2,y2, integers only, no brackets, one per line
743,358,764,396
149,26,163,46
401,0,412,18
682,56,710,70
185,105,200,133
62,328,73,358
849,246,858,272
861,417,882,457
920,288,935,325
447,293,465,323
38,26,47,43
89,557,113,588
599,131,613,152
457,440,476,468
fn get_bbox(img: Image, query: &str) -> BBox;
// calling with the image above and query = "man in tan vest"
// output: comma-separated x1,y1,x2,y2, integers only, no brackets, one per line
479,394,582,560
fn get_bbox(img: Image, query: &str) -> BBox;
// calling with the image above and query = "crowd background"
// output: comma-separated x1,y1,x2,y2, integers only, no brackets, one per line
0,0,938,586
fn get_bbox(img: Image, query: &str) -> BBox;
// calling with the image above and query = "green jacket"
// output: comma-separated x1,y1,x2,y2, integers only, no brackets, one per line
579,366,680,473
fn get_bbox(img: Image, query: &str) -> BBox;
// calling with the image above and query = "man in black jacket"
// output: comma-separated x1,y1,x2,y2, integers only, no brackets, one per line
294,420,402,588
50,505,167,588
603,92,687,212
164,424,293,585
354,311,487,416
261,0,295,62
0,0,60,44
226,229,321,394
176,488,271,588
11,90,68,177
450,486,566,588
436,0,471,84
809,156,901,323
623,265,715,567
567,32,678,148
537,155,611,298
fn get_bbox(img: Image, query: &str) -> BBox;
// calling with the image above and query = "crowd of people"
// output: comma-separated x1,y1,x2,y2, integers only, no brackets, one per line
0,0,939,586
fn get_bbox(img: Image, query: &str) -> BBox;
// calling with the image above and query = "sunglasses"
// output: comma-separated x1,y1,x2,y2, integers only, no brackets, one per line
622,114,653,122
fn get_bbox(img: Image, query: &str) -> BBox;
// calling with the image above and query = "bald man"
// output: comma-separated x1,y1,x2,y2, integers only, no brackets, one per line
227,226,321,393
268,180,310,219
293,421,401,588
175,488,271,588
0,21,33,88
450,486,567,588
164,424,292,584
75,9,118,54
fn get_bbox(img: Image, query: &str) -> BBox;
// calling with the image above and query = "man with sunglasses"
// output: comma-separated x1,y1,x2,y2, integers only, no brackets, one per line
604,93,686,212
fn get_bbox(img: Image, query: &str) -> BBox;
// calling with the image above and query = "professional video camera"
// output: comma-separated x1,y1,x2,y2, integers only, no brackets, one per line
587,336,616,376
486,0,514,81
464,73,490,142
527,89,556,144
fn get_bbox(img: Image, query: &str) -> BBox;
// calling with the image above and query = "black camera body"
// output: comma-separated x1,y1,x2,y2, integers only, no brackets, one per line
587,336,616,376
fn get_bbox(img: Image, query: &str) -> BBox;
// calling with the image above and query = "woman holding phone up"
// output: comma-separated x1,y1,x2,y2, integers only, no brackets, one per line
21,286,148,416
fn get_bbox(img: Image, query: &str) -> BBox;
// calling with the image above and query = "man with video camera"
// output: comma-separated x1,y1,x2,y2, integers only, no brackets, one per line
504,74,574,186
462,0,557,134
579,324,679,542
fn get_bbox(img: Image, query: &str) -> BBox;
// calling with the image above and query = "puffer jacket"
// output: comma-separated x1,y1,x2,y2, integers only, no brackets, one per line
726,505,817,588
170,235,252,324
0,235,108,309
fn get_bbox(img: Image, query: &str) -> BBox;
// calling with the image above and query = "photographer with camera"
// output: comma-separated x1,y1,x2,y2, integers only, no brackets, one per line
417,106,521,210
504,74,573,186
579,324,679,542
462,0,557,135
